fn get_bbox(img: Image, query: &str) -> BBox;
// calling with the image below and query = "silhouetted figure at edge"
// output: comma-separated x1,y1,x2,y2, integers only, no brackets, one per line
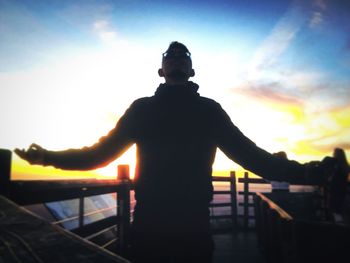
270,151,290,192
15,42,336,263
328,148,350,223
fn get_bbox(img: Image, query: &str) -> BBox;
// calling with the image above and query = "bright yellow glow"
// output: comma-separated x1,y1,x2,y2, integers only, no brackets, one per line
11,145,137,180
2,39,153,180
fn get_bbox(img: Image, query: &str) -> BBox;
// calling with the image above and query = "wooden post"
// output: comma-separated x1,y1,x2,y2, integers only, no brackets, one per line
0,149,11,196
78,196,85,228
117,165,130,181
117,165,131,256
230,171,238,231
243,171,249,229
254,194,262,248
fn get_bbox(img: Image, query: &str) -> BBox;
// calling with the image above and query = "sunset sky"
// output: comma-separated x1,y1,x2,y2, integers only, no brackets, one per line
0,0,349,180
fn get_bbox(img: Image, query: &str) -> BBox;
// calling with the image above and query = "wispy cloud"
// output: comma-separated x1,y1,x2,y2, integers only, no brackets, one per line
233,81,303,107
248,2,307,76
232,70,328,110
93,20,109,31
92,19,119,44
309,0,327,28
309,11,323,28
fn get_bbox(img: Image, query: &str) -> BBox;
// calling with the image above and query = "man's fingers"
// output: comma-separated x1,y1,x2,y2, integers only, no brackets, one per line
14,144,46,165
29,143,42,151
14,148,28,160
14,148,24,156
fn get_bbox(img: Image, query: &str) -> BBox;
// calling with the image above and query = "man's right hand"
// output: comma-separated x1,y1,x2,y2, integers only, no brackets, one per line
14,143,46,165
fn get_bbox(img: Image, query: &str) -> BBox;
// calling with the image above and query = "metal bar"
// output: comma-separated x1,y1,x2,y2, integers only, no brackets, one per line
101,238,118,249
238,191,256,196
230,171,238,230
85,225,117,240
238,177,267,184
238,202,255,207
255,192,293,220
71,215,119,238
212,176,231,182
53,205,117,225
116,165,131,256
79,197,84,228
82,205,117,218
237,215,255,219
209,202,232,207
210,215,233,219
213,190,232,194
8,180,125,205
243,171,249,229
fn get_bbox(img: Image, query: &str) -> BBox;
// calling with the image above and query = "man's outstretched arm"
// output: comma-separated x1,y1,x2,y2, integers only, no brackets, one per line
214,103,335,185
15,133,132,170
15,102,139,170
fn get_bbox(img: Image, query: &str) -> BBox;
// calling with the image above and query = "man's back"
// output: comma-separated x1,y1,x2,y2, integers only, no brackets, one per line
125,82,221,206
128,81,217,263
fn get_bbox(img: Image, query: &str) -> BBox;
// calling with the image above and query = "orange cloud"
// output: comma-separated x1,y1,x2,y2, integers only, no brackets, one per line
232,81,303,107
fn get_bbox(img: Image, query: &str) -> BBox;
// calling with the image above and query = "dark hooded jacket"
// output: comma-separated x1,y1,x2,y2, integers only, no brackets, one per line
44,81,315,207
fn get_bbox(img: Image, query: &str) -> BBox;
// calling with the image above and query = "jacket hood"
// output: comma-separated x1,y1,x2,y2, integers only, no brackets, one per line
155,81,199,99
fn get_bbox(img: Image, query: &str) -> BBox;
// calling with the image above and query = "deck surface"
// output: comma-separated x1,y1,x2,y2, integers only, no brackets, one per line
213,231,265,263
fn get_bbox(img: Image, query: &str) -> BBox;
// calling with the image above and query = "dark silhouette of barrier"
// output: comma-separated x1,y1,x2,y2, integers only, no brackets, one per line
210,171,238,232
254,191,350,263
2,147,348,262
0,149,132,257
0,149,11,196
0,149,239,258
238,171,269,229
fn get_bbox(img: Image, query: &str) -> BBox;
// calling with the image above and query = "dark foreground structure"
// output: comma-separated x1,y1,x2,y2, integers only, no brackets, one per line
255,192,350,263
1,149,350,263
0,194,130,263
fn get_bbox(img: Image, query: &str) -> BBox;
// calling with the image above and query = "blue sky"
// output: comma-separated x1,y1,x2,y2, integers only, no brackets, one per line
0,0,349,178
0,0,297,70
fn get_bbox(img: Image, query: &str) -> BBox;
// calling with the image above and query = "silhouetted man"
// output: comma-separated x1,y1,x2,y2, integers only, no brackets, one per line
15,41,334,263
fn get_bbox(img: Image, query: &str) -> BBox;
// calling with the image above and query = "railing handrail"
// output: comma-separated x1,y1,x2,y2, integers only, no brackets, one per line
7,179,133,205
236,171,321,229
238,177,268,184
210,171,238,231
255,192,293,220
0,149,132,257
52,205,118,225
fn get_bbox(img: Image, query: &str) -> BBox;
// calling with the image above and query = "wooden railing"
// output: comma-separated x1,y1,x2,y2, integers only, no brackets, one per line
0,148,239,257
210,171,238,231
8,180,131,253
2,147,331,250
254,192,350,263
238,171,270,229
0,149,132,256
237,171,321,229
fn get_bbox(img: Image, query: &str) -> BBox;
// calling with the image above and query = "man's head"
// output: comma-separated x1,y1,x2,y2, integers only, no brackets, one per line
158,41,195,85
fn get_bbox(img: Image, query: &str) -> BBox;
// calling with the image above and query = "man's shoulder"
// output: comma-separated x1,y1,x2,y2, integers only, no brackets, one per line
197,96,222,110
130,96,155,108
198,96,218,104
